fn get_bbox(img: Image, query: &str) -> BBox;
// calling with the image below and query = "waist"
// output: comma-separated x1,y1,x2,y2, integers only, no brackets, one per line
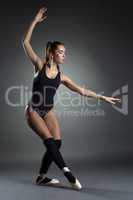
28,98,54,108
26,103,54,117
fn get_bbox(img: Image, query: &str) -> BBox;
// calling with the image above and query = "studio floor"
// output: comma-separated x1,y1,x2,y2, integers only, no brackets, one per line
0,159,133,200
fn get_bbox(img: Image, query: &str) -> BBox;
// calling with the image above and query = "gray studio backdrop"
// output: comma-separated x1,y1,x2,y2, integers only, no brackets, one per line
0,1,132,163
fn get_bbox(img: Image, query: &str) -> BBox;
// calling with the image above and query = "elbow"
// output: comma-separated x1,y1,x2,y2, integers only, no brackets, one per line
79,87,84,96
22,39,28,45
22,39,30,48
22,35,29,45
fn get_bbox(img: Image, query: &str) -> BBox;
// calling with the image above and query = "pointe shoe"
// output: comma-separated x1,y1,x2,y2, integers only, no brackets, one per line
70,178,82,190
44,178,61,186
35,175,60,186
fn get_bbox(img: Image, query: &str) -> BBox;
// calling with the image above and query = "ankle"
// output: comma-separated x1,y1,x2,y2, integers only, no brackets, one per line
38,173,46,178
62,167,71,173
63,168,76,183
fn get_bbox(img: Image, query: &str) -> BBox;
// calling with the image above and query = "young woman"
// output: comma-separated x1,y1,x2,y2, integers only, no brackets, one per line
22,7,121,190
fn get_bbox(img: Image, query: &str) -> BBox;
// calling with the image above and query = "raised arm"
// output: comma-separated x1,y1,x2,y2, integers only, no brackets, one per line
22,7,47,72
61,73,121,105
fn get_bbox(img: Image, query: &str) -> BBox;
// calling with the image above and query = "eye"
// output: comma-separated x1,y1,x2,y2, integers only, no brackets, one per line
56,49,66,56
59,51,63,54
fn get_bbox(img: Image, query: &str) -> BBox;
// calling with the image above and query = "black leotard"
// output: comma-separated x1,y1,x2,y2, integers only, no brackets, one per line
28,64,61,117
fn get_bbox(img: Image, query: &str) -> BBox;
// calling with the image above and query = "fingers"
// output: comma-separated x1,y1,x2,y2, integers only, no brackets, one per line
105,96,121,105
111,101,116,105
40,16,47,22
114,98,121,101
111,97,121,103
39,7,47,13
44,7,47,12
36,7,47,22
111,99,121,104
114,99,121,103
107,98,121,105
43,16,47,20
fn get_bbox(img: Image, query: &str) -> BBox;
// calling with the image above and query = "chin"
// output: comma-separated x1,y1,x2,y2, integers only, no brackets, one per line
58,61,64,64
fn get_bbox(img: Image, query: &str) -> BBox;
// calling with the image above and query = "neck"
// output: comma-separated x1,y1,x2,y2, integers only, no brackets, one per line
47,61,58,71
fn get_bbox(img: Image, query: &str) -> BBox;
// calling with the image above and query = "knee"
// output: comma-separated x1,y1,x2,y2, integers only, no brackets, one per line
42,138,62,149
55,139,62,149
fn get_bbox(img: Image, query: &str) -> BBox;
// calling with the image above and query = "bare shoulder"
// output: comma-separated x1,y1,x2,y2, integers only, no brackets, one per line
34,59,45,73
60,72,67,83
60,72,72,84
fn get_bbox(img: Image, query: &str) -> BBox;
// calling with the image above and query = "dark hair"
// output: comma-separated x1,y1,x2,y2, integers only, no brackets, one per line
45,41,64,64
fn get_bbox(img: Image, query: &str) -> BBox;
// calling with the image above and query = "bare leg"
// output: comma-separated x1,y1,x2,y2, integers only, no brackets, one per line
43,109,61,140
24,105,52,140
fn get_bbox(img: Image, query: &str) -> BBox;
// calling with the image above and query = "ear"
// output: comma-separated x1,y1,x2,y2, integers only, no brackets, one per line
49,52,53,59
51,55,54,60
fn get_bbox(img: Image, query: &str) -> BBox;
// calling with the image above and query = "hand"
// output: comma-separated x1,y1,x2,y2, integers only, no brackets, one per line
34,7,47,23
103,96,121,105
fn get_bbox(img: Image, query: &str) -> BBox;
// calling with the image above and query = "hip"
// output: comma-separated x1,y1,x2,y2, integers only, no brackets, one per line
25,102,54,118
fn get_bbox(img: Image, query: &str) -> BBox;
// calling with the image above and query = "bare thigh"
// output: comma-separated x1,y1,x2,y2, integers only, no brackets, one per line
24,105,53,140
43,109,61,140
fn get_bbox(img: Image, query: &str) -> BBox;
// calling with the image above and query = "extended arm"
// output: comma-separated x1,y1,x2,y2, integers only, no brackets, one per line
22,7,47,72
61,73,121,105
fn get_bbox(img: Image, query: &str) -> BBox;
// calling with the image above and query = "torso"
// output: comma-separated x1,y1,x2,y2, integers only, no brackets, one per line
30,63,61,110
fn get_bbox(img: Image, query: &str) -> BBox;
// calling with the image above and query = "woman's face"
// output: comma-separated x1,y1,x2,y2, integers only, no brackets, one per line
53,45,66,64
